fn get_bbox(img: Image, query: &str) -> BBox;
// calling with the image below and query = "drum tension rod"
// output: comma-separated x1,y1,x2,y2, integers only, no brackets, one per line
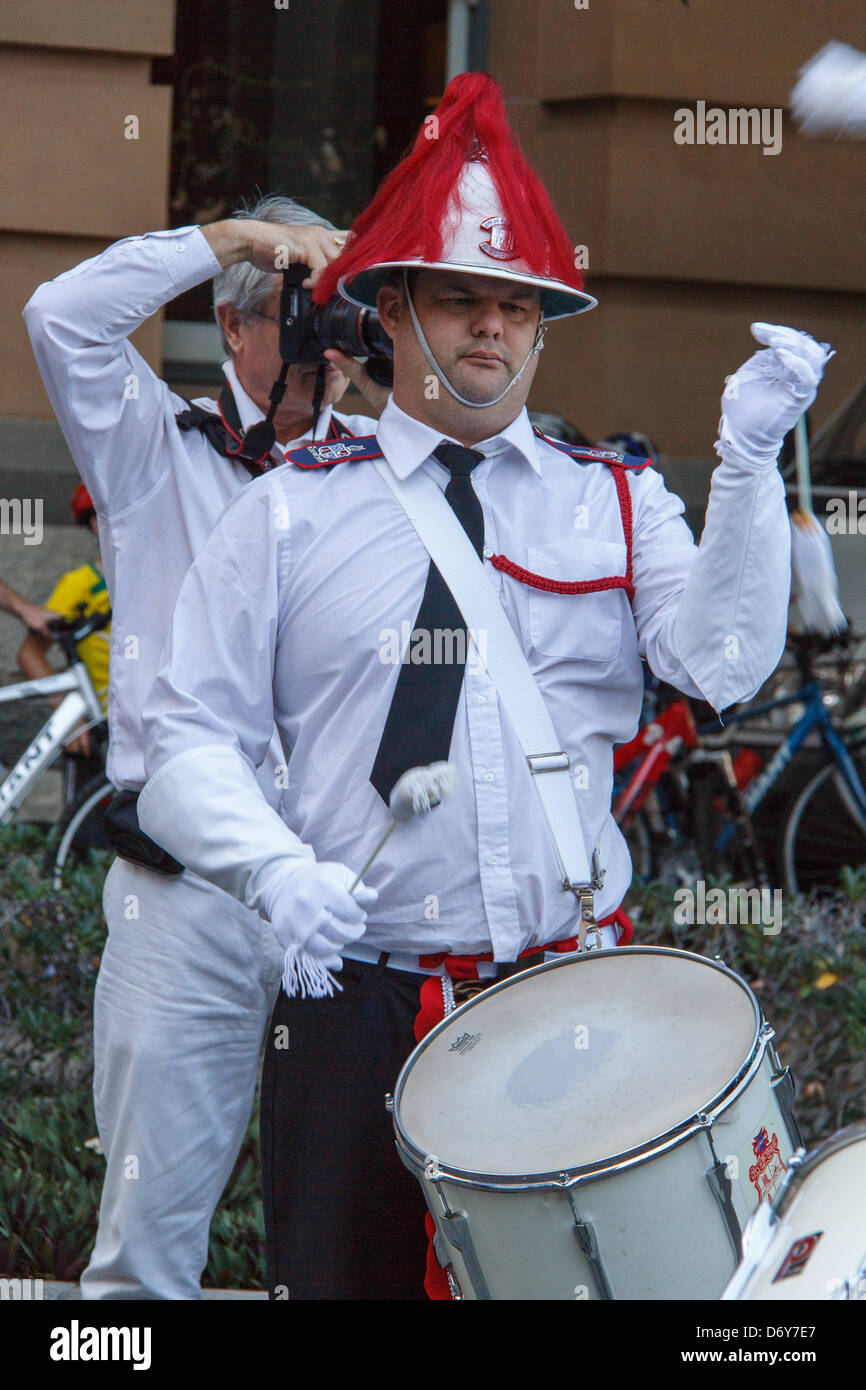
568,1192,614,1300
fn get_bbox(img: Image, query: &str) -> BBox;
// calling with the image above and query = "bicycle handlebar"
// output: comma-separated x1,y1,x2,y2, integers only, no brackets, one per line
47,604,111,659
786,627,861,683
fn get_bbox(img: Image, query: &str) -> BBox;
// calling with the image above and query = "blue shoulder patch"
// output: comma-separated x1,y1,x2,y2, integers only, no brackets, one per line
532,428,651,471
285,435,384,469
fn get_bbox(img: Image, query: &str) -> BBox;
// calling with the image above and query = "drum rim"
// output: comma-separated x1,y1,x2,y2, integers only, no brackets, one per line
772,1118,866,1220
393,945,765,1189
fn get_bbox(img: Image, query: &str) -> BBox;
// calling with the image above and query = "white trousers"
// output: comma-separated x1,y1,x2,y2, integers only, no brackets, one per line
80,858,284,1300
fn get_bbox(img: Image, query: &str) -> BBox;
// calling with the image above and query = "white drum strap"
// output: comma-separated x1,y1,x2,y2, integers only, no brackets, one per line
374,458,604,942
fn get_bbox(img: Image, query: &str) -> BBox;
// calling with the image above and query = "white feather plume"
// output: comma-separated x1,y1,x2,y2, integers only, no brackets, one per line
790,511,848,637
389,761,458,823
791,42,866,138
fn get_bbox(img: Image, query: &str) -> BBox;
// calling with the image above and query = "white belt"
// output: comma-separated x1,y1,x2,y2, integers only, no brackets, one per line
342,923,621,977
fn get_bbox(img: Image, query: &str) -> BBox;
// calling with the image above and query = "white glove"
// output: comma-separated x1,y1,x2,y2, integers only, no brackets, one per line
271,860,378,971
717,323,834,469
138,742,373,996
791,41,866,138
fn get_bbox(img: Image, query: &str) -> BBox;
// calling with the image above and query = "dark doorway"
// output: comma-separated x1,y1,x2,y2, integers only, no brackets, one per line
153,0,450,323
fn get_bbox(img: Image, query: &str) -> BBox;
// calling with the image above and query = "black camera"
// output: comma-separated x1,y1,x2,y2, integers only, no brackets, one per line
279,265,394,387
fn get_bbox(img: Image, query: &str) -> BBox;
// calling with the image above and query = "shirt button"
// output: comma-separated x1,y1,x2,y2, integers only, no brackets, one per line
482,547,493,560
175,243,187,253
475,695,486,705
483,772,495,783
487,854,500,866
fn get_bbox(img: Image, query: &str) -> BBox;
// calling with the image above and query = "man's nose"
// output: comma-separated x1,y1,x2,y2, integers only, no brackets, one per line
469,300,505,337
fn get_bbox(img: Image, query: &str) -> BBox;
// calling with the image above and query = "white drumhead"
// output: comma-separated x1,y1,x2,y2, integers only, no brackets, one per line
396,949,758,1177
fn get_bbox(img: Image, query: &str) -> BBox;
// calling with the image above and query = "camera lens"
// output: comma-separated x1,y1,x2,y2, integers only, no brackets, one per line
313,299,393,364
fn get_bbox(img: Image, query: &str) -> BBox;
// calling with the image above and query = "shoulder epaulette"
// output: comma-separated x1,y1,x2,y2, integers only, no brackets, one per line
532,427,652,471
285,435,384,469
175,389,362,479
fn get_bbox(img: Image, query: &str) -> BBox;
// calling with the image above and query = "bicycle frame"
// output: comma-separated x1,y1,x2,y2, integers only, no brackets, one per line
0,661,104,822
613,699,699,822
704,682,866,845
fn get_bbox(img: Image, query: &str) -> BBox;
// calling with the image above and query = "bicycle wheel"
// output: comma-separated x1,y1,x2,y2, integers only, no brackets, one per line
781,751,866,895
690,761,765,885
51,776,114,890
647,771,704,888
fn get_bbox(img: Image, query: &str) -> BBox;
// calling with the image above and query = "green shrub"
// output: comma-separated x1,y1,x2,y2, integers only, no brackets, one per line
627,874,866,1142
2,823,864,1286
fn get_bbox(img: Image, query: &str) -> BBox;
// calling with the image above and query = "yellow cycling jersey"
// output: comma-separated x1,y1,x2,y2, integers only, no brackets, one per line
45,562,111,712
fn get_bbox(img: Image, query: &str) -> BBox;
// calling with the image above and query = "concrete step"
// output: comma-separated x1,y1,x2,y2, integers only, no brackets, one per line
38,1282,267,1301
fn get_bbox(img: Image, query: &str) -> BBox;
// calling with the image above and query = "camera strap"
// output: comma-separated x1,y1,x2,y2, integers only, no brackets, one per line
175,379,353,479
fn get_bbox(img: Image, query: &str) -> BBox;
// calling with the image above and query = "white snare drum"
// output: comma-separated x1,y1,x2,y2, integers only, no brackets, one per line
392,947,801,1300
723,1121,866,1301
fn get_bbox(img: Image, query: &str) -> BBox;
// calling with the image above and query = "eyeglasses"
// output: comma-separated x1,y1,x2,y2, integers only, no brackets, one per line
244,309,281,325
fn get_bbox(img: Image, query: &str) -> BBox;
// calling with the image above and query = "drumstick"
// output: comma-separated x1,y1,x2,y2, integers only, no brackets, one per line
350,761,458,893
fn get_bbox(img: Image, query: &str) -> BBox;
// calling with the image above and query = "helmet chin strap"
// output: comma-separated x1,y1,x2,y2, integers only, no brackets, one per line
402,269,545,409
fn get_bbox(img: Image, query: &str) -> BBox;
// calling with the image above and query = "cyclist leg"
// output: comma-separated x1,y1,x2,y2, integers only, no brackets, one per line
80,858,283,1300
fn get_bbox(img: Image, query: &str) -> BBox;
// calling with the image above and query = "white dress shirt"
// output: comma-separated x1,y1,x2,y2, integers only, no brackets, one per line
138,393,791,962
22,224,376,794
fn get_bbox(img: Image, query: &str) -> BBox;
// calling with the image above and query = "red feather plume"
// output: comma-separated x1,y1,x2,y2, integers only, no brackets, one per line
313,72,583,304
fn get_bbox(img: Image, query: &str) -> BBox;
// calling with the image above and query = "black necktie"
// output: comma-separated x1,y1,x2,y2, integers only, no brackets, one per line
370,442,485,804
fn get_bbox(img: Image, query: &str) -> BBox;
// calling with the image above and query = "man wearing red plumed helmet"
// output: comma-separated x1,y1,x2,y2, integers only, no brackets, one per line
138,72,832,1299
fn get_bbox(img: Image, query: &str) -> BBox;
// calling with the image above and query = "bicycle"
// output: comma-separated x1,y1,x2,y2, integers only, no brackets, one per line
613,685,767,888
703,633,866,895
616,631,866,895
0,606,114,888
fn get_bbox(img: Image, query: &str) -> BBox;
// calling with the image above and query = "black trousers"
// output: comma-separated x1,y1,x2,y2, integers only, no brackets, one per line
261,956,432,1300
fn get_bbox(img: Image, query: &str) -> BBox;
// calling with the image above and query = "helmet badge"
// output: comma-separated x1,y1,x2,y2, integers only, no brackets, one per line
479,216,519,261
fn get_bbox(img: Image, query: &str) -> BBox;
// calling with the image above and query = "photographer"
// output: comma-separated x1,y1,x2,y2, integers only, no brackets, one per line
23,195,382,1300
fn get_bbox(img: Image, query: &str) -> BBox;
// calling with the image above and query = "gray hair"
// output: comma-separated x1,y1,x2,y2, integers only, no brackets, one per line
212,193,336,354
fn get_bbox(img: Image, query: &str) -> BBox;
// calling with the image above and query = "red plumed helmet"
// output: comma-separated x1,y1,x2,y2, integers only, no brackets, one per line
314,72,595,320
71,482,95,524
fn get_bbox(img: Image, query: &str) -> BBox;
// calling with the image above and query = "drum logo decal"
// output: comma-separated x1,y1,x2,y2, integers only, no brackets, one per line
772,1232,823,1283
749,1127,787,1202
449,1031,481,1056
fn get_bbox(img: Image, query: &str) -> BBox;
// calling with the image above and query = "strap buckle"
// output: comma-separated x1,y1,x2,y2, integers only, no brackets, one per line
526,751,570,774
527,752,606,948
564,846,606,951
563,845,606,895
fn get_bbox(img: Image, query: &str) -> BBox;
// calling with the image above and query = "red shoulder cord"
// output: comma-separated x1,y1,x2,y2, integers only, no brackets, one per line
489,463,635,601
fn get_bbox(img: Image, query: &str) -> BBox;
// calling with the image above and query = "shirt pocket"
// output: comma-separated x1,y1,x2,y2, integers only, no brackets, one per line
527,538,626,662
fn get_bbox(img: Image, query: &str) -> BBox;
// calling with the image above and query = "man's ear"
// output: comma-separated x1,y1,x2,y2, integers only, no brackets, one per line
376,284,403,340
217,303,244,354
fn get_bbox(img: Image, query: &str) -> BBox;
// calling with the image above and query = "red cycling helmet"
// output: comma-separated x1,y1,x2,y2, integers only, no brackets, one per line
71,482,96,526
